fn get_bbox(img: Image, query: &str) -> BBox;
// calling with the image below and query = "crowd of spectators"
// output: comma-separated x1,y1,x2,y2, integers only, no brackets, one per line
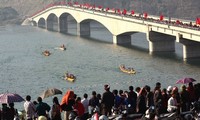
1,81,200,120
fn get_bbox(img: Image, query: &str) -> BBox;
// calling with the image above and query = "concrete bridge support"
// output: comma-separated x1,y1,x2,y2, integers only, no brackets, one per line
113,35,131,45
77,22,90,36
178,38,200,59
147,31,175,52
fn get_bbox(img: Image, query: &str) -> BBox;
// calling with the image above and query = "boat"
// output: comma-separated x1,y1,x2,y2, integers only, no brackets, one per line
59,47,66,51
59,44,66,51
119,64,136,74
64,73,76,82
43,50,51,56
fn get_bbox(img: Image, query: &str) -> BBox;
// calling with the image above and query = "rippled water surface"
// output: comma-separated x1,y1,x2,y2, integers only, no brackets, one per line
0,24,200,110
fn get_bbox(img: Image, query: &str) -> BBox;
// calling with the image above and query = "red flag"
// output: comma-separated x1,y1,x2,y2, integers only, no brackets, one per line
196,18,200,25
131,10,135,15
117,9,121,14
98,6,102,9
106,7,109,11
160,14,164,21
122,9,127,15
176,20,180,24
144,12,148,18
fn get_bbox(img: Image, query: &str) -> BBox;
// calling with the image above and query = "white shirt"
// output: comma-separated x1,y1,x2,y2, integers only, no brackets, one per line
167,97,177,112
24,101,36,119
81,98,89,113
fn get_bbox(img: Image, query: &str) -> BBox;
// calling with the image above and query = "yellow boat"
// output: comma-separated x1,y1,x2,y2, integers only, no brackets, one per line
119,65,136,74
64,73,76,82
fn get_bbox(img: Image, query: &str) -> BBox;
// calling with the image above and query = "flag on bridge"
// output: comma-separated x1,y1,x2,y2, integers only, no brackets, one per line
144,12,148,19
196,18,200,25
122,9,127,15
131,10,135,15
160,14,164,21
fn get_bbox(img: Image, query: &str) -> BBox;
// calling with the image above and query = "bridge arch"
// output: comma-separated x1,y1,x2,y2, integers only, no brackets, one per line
38,18,46,28
59,12,77,33
47,13,58,31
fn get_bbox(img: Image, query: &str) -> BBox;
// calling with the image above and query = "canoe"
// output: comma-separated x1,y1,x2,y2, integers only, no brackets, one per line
119,65,136,74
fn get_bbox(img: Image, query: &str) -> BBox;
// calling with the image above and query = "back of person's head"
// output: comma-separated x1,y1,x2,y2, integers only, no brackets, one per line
2,103,7,107
104,84,110,91
76,97,81,102
162,88,167,94
97,94,101,99
33,101,38,105
119,90,123,95
156,82,161,88
92,91,96,96
83,93,88,99
112,89,118,95
26,95,31,101
9,103,14,108
189,82,193,87
144,85,151,92
129,86,134,91
135,87,141,93
53,97,59,105
37,97,42,102
181,85,186,91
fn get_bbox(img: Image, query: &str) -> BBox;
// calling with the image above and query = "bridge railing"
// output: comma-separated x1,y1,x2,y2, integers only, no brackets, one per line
30,2,200,31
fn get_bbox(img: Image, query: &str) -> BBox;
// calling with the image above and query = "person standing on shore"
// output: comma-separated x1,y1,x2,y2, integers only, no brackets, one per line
88,91,99,116
81,93,89,120
154,82,163,117
51,97,61,120
60,90,75,120
101,84,114,116
36,97,51,119
24,95,36,120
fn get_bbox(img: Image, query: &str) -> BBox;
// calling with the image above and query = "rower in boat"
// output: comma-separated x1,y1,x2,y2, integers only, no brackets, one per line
60,44,66,50
64,72,76,82
43,50,51,56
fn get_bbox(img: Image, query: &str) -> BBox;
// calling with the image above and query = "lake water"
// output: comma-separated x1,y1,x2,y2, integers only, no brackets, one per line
0,23,200,110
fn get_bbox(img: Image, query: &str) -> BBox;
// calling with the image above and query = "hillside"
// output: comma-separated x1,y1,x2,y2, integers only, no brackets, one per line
0,0,200,25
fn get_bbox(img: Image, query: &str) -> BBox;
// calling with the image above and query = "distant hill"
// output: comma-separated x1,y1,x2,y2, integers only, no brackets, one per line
0,0,199,25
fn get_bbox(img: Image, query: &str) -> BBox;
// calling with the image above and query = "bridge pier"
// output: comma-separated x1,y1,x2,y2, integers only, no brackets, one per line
77,22,90,36
113,35,131,45
147,31,175,52
178,38,200,60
